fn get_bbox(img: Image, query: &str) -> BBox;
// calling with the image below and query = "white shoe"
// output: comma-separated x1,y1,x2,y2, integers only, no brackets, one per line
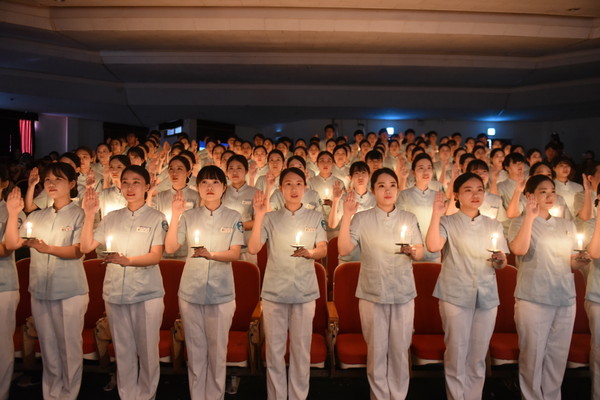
225,375,240,394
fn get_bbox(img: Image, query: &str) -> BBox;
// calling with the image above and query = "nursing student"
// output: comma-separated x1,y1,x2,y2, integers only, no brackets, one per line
396,153,441,262
248,167,327,400
5,163,88,400
584,184,600,399
222,155,258,262
426,172,508,400
0,167,25,400
269,156,323,214
98,155,130,218
165,165,244,399
149,155,199,258
338,167,424,400
80,165,167,400
508,175,591,400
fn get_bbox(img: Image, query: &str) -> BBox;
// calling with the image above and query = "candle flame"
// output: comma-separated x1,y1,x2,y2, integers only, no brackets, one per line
295,231,302,245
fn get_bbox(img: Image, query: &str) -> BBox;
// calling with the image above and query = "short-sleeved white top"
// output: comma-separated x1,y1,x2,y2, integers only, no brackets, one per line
94,204,167,304
259,207,327,304
583,218,600,303
21,202,88,300
177,205,244,305
99,186,127,218
554,179,583,217
0,201,25,293
433,211,509,309
350,206,423,304
508,215,577,306
396,186,440,261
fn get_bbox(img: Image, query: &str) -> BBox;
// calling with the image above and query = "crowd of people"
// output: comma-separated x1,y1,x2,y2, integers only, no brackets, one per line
0,124,599,400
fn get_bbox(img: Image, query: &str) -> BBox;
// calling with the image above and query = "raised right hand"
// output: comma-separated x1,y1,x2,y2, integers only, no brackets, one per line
524,193,539,219
332,180,344,200
432,191,447,216
82,187,100,215
342,192,359,217
253,190,268,216
28,167,40,187
171,190,186,219
6,187,24,215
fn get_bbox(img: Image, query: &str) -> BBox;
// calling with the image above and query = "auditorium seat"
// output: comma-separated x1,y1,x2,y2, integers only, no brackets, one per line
411,262,445,365
327,261,366,374
326,236,339,300
256,242,268,287
82,258,106,360
568,269,590,368
158,259,185,366
226,260,261,374
488,265,519,371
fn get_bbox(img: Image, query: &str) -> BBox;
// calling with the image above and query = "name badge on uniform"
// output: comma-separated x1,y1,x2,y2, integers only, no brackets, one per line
304,227,316,232
136,226,151,233
305,204,315,210
61,226,74,232
220,227,232,233
242,200,252,206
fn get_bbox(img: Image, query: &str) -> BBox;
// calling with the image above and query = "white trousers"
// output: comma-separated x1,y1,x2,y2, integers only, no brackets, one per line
31,294,89,400
439,301,497,400
262,300,315,400
179,299,235,400
239,251,258,265
105,297,164,400
0,291,18,400
359,299,414,400
585,300,600,400
515,299,575,400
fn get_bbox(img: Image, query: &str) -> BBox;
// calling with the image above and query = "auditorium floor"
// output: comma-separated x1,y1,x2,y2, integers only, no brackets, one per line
9,366,591,399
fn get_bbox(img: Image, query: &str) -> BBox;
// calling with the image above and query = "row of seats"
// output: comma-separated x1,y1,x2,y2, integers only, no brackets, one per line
12,254,590,379
329,262,590,377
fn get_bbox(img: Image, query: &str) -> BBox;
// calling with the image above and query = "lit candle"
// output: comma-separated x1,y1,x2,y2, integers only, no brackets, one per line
491,233,498,252
26,222,32,238
106,235,113,252
549,206,561,217
324,188,330,199
577,233,584,250
295,231,302,246
400,225,407,243
194,230,200,246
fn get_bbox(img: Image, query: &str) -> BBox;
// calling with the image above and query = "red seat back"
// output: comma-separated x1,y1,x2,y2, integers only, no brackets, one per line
158,259,185,330
573,269,590,334
333,262,361,335
84,250,97,260
413,262,443,334
15,258,31,326
326,237,339,299
257,243,268,287
313,262,327,335
494,265,517,333
231,260,261,331
83,259,107,328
